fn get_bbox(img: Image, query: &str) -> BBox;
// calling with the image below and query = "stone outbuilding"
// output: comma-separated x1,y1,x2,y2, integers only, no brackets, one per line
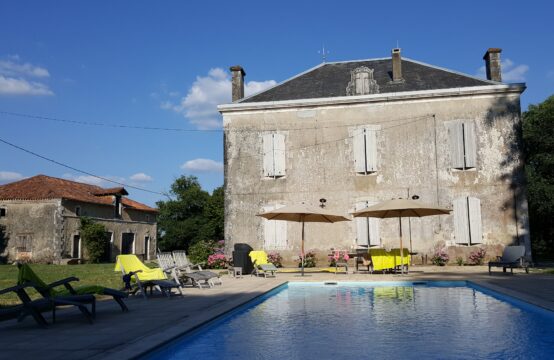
218,48,531,265
0,175,157,263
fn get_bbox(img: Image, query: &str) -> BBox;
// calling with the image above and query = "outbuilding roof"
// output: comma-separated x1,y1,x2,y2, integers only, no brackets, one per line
0,174,157,212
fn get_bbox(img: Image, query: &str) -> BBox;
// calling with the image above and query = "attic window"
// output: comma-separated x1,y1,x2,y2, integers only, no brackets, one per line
75,206,81,216
0,208,6,217
346,67,379,95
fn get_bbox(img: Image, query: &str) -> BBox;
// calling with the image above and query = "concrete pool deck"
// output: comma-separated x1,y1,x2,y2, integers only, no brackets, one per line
1,266,552,360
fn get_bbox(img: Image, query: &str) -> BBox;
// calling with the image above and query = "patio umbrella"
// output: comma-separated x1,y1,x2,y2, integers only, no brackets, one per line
257,203,351,276
352,198,451,274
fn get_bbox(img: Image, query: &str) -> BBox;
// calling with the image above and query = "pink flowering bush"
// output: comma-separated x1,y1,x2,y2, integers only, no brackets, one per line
329,250,350,266
207,253,228,269
431,247,449,266
468,247,486,265
267,252,283,267
297,250,317,268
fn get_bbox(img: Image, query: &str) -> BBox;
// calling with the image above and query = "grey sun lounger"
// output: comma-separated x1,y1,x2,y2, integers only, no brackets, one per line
172,250,222,286
488,245,529,275
158,252,213,289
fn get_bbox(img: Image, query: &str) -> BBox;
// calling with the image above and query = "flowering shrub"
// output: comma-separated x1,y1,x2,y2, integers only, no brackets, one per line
431,247,449,266
298,250,317,268
468,247,486,265
329,250,350,266
267,252,283,267
207,253,228,269
455,256,465,266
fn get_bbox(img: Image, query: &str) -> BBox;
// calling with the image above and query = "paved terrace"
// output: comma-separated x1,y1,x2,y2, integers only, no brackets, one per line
1,266,553,360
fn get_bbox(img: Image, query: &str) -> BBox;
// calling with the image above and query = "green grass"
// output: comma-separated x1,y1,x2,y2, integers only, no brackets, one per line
0,263,123,306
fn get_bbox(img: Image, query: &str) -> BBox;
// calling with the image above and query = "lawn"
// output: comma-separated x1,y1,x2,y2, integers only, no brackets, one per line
0,263,123,306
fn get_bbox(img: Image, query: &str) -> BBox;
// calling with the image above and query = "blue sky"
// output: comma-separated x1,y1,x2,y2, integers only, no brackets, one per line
1,1,553,206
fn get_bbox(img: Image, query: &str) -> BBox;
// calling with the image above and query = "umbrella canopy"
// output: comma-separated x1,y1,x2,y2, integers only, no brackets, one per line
352,198,451,274
257,203,350,276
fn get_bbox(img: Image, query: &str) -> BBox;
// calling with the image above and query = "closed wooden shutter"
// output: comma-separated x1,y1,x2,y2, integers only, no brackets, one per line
273,133,286,177
463,122,477,169
447,121,465,169
365,126,379,172
367,201,381,246
453,197,470,244
262,134,274,177
353,128,366,173
468,197,482,245
263,204,287,250
355,201,369,246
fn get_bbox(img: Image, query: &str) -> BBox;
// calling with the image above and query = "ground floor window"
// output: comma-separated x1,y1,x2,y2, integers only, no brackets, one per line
72,234,81,258
263,204,287,250
453,196,482,245
144,236,150,260
121,232,135,254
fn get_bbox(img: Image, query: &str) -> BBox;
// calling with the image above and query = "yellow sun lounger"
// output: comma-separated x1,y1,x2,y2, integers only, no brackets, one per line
249,251,278,277
115,255,182,298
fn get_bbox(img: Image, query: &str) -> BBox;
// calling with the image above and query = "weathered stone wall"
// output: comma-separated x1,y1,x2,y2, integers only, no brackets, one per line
222,90,530,266
0,200,61,263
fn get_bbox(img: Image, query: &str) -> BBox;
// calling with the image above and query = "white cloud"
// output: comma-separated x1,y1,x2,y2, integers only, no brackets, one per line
62,173,126,187
162,68,276,129
0,171,24,184
0,55,53,96
0,75,54,95
476,59,529,82
0,58,50,78
181,158,224,173
129,172,153,182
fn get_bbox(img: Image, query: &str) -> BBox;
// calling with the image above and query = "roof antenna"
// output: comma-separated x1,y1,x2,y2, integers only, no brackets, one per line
318,44,330,63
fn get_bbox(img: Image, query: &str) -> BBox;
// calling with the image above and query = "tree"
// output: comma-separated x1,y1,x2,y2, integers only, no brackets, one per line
80,217,109,263
156,176,223,251
523,95,554,260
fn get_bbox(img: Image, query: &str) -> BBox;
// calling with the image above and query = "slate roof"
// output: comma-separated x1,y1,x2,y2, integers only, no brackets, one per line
240,58,496,103
0,175,158,212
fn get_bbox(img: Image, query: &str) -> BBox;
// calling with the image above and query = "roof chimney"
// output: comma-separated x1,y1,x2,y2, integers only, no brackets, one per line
483,48,502,82
391,48,403,82
230,65,246,101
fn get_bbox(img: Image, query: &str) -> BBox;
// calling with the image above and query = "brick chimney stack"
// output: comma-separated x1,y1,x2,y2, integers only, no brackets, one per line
230,65,246,101
483,48,502,82
391,48,403,82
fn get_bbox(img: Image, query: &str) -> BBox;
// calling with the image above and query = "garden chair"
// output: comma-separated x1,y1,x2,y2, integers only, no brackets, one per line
115,255,182,299
488,245,529,275
172,250,222,286
249,251,277,278
0,282,95,326
157,252,212,289
17,263,128,312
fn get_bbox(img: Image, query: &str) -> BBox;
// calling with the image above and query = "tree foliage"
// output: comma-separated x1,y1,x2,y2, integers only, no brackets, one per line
80,217,109,263
156,176,224,251
523,95,554,260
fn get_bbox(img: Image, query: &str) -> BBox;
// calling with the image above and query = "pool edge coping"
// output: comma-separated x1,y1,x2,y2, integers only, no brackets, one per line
470,279,554,312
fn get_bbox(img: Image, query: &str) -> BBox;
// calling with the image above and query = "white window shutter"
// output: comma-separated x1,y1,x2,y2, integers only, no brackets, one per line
453,197,470,244
263,204,287,250
366,201,380,246
365,127,378,172
273,133,286,177
262,134,274,177
274,213,287,249
353,128,366,173
463,122,477,169
447,121,465,169
355,201,370,246
468,197,482,245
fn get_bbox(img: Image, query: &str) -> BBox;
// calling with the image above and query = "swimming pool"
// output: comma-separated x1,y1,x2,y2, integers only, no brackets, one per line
143,281,554,359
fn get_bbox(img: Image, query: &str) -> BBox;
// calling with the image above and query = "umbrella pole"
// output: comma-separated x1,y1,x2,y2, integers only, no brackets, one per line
301,217,305,276
399,215,404,275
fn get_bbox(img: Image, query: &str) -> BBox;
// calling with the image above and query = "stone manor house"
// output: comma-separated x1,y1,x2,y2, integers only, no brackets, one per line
0,175,157,263
219,48,531,264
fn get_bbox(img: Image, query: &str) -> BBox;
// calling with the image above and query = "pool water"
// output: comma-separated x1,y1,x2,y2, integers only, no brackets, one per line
144,282,554,360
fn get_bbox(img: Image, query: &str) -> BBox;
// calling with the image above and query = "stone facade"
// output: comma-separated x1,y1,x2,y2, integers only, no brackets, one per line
219,67,530,266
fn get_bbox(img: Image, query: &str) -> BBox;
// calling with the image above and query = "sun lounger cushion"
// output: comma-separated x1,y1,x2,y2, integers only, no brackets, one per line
115,255,167,281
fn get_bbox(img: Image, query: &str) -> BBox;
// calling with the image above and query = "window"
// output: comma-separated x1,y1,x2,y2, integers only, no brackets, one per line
262,204,287,250
104,232,113,262
144,236,151,260
121,232,135,254
453,196,482,245
114,195,122,218
16,234,32,253
446,120,477,170
146,214,150,222
0,208,6,217
353,125,380,174
262,133,286,178
75,206,81,216
355,201,380,247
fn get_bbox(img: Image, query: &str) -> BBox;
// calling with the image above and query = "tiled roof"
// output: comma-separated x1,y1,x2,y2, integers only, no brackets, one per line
0,175,157,212
240,58,496,103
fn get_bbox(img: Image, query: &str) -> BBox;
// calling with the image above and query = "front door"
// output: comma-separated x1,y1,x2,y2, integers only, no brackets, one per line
121,233,135,255
72,235,81,258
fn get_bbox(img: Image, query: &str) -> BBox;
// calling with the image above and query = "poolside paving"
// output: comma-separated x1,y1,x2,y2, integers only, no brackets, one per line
1,266,552,359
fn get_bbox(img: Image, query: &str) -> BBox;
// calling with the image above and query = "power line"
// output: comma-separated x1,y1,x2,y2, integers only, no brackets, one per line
0,136,166,196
